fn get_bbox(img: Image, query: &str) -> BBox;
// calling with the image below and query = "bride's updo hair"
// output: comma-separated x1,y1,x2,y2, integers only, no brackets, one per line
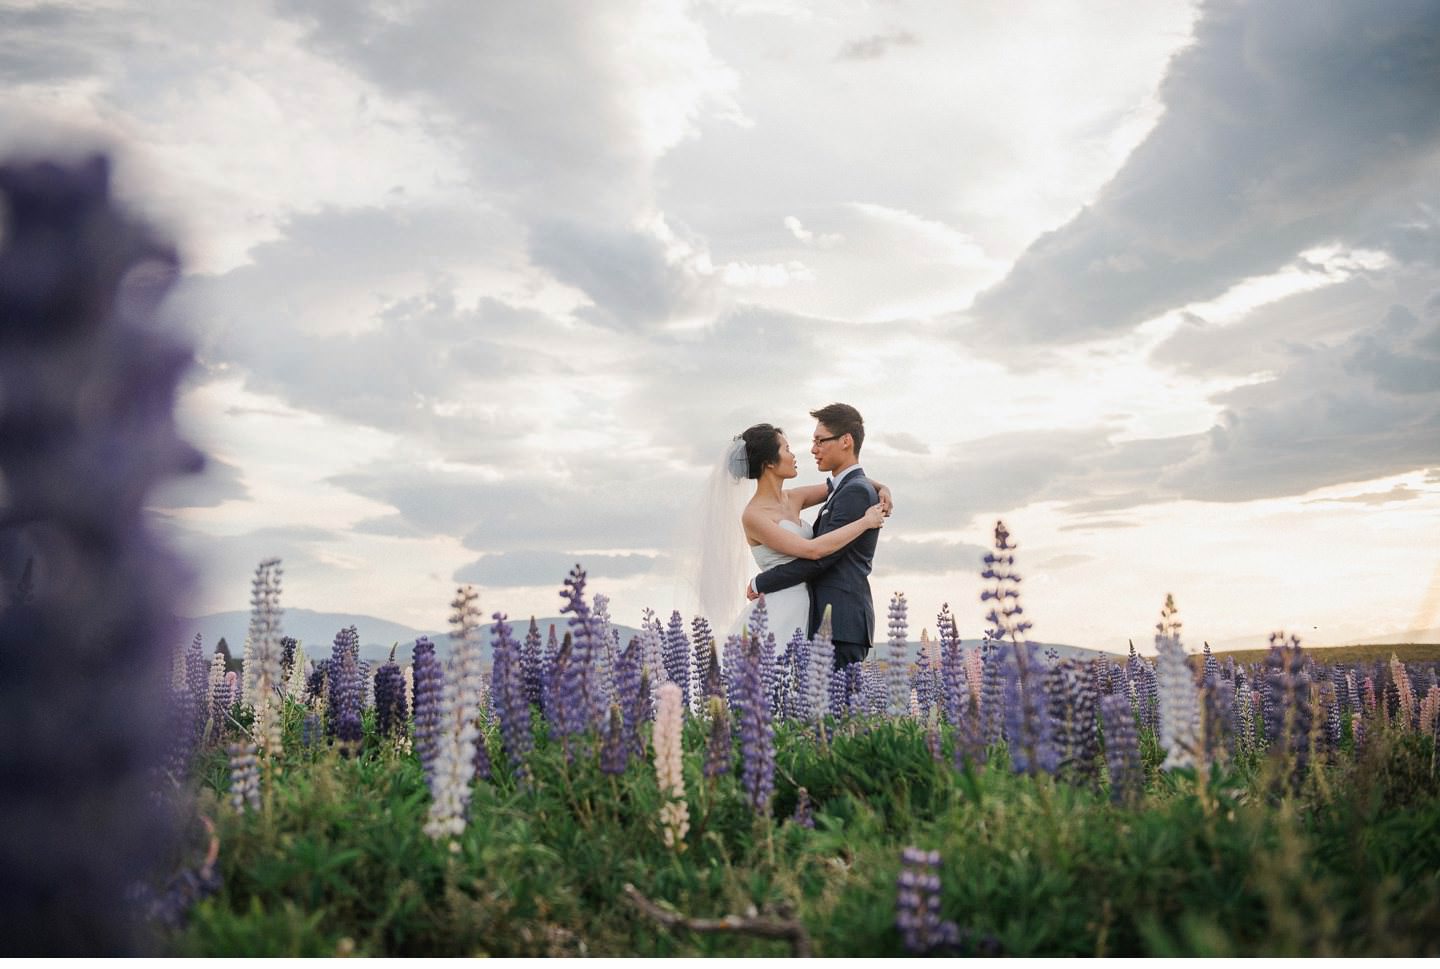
739,423,783,479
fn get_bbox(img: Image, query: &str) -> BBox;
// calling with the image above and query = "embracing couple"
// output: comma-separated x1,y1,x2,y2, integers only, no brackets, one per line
717,403,892,670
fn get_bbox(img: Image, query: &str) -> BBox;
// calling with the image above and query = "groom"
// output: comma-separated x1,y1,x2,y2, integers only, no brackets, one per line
746,402,882,669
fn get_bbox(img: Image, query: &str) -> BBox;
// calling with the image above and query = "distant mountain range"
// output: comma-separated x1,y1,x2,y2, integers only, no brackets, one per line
180,608,643,665
180,608,1123,666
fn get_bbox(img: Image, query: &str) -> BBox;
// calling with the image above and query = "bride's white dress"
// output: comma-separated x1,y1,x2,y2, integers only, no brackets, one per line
730,519,812,643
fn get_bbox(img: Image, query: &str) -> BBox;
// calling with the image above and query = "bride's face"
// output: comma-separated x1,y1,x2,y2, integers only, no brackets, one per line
772,434,799,479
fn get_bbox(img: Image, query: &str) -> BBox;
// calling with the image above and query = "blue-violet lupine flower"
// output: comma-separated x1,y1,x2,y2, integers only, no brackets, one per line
0,155,207,954
736,632,776,814
1100,692,1143,806
663,609,692,711
412,636,445,786
895,847,961,954
374,649,408,740
490,612,534,785
887,592,910,718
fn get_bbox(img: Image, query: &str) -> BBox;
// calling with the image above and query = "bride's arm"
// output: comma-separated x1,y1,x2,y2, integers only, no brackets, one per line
742,504,885,561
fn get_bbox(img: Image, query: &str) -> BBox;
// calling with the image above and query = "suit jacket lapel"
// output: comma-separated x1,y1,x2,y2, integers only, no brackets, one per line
816,466,863,532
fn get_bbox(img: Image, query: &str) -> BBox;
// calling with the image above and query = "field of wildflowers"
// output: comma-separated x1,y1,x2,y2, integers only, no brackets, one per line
3,157,1439,957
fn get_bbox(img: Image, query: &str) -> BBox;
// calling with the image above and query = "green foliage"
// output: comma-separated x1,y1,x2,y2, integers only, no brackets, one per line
171,703,1440,956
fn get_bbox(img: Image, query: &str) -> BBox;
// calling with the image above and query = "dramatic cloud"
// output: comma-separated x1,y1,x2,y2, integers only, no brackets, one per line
968,0,1440,346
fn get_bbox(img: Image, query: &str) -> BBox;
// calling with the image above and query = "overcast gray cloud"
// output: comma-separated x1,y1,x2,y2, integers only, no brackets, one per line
968,0,1440,346
454,549,663,588
1307,484,1422,507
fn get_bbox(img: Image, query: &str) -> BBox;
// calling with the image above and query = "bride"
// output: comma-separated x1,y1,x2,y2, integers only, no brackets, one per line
696,423,887,644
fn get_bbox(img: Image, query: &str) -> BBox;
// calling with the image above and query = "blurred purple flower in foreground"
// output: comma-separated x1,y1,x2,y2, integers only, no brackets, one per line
0,154,203,954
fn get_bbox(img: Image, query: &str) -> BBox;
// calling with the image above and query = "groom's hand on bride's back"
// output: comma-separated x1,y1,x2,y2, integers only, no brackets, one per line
877,484,894,516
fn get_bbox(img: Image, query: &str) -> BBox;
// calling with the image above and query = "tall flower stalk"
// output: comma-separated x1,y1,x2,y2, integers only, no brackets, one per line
653,682,689,850
424,587,485,840
1154,595,1201,770
244,558,285,756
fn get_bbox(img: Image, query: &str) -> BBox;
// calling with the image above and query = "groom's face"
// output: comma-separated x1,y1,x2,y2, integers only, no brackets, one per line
811,421,846,473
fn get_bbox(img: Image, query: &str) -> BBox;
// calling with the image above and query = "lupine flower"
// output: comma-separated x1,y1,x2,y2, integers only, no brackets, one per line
244,558,285,755
1100,692,1143,806
328,626,360,739
1154,595,1201,770
227,743,260,813
424,586,486,841
490,613,533,784
375,649,408,740
1001,641,1057,775
359,659,374,712
223,671,238,719
332,645,363,756
185,634,209,745
522,617,544,709
1203,675,1235,763
979,644,1007,747
541,622,561,712
592,593,619,712
735,632,776,814
782,629,810,720
279,636,298,683
887,593,910,718
642,609,666,695
206,651,229,744
0,156,211,953
862,656,887,717
412,637,444,786
1262,633,1312,784
559,566,606,743
663,610,692,710
600,704,628,775
1390,655,1417,729
1139,661,1160,733
807,624,834,724
301,714,321,749
304,661,326,705
703,695,732,780
1202,640,1219,686
616,636,649,758
653,682,689,849
790,787,815,829
471,725,493,782
286,644,309,701
691,616,715,712
895,848,961,954
926,713,944,764
1417,685,1440,739
938,605,963,726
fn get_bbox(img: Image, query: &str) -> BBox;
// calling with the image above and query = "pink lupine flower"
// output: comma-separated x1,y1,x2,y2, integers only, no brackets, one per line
653,682,689,849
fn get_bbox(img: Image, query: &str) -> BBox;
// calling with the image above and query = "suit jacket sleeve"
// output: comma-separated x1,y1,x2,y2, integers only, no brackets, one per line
753,484,873,595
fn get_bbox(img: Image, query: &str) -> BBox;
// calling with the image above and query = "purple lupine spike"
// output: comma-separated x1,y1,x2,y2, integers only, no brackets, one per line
938,605,965,728
411,637,445,786
490,613,534,785
333,645,363,756
887,593,910,718
979,643,1006,747
846,663,865,717
304,660,327,705
541,622,560,711
616,636,648,759
1100,692,1143,806
663,610,692,711
784,629,810,721
0,154,218,953
760,629,781,719
703,695,732,780
862,656,887,717
301,713,321,749
1262,632,1312,785
1140,661,1160,734
185,634,209,746
544,632,573,738
1203,675,1235,763
691,615,714,711
471,724,493,781
895,847,961,954
736,632,775,814
522,617,543,709
600,704,628,775
723,632,745,712
559,565,606,742
374,651,408,741
279,636,298,681
807,625,833,724
1001,641,1056,775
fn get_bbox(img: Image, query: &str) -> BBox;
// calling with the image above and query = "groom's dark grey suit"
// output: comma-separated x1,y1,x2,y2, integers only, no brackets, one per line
753,466,878,667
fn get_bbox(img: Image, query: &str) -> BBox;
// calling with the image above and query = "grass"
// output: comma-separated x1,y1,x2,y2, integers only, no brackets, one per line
165,703,1440,957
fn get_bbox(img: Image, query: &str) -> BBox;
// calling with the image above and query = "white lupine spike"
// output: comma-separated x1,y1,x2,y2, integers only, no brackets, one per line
1154,596,1201,770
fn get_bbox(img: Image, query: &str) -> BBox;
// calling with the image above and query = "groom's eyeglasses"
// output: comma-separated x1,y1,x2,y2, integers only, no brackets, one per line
812,434,842,446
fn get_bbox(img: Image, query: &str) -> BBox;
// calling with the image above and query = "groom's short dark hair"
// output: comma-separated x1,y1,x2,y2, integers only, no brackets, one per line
811,402,864,456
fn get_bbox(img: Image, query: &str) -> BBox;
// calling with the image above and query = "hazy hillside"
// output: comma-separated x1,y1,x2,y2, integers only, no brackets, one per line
181,609,643,665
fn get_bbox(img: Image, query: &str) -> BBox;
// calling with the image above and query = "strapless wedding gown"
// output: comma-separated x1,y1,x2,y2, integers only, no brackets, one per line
730,519,812,643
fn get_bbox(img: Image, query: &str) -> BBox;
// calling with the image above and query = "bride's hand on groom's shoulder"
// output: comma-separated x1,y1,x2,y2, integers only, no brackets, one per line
877,484,894,516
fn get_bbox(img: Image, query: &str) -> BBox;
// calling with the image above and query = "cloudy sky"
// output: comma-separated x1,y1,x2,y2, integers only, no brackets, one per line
5,0,1438,652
